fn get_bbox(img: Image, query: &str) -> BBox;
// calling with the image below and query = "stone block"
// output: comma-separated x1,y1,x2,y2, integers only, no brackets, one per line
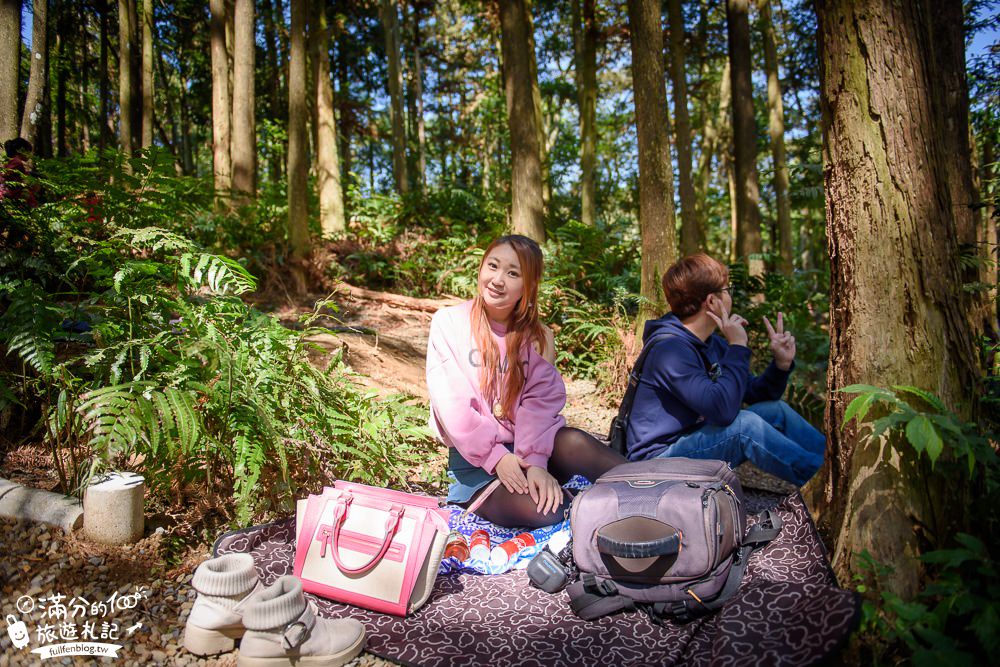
83,472,145,544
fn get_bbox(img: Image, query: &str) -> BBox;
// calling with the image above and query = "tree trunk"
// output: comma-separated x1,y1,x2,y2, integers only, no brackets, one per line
55,8,66,156
260,0,281,184
20,0,47,145
117,0,137,159
231,0,255,201
0,0,18,142
210,0,232,198
696,61,729,241
757,0,791,274
140,0,153,149
725,0,762,273
498,0,546,243
99,0,110,152
287,0,309,293
379,0,408,194
667,0,698,255
314,3,344,237
815,0,982,600
573,0,598,227
78,2,90,153
525,4,550,211
627,0,678,330
411,3,426,193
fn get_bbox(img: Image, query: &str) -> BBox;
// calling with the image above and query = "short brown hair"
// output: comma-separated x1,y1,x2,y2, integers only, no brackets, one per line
661,254,729,318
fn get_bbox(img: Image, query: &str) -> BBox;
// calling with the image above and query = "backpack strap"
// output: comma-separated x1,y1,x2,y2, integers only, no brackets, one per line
665,509,784,622
607,333,675,454
566,574,636,621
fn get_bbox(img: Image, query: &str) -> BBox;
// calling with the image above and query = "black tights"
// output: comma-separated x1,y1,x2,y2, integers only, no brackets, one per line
470,427,627,529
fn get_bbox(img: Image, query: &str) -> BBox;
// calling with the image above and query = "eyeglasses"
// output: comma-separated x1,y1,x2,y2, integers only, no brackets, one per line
717,286,733,295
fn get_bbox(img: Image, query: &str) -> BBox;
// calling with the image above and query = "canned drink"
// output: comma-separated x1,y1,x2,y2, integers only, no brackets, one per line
444,531,470,561
489,532,536,566
469,530,491,560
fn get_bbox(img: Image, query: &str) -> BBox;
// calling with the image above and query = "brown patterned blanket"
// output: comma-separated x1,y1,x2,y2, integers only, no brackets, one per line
213,491,858,667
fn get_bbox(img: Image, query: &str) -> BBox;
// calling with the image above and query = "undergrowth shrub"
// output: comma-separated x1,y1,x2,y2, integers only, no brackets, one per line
0,151,434,528
841,385,1000,664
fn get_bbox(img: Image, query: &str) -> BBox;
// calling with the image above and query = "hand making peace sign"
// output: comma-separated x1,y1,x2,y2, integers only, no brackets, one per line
763,312,796,371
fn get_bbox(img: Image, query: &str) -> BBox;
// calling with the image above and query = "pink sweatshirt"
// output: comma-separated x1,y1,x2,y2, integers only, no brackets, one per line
426,300,567,473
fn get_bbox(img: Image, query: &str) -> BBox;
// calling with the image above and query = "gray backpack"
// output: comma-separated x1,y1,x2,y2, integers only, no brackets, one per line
567,457,782,622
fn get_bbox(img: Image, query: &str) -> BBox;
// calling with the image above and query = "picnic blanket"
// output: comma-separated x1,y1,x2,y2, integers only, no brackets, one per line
213,490,859,667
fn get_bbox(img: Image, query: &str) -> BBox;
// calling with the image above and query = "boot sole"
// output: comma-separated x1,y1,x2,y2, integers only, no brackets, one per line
183,622,246,656
236,631,366,667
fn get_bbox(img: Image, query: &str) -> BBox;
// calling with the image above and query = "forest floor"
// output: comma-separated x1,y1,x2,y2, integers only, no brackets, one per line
0,284,794,666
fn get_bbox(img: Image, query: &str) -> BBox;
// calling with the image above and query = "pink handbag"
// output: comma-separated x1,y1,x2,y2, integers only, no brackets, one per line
293,482,450,616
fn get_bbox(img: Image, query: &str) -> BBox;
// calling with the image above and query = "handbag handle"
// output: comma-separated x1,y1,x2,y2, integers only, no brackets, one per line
596,530,681,559
328,495,404,575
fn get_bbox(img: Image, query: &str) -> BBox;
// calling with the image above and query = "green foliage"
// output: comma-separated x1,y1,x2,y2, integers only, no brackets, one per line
854,540,1000,666
839,385,995,472
0,152,435,527
843,384,1000,664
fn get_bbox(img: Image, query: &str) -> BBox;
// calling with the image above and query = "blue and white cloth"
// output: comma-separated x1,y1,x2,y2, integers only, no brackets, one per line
438,476,590,575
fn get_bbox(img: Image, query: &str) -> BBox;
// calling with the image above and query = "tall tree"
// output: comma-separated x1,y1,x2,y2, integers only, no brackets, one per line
410,1,427,193
231,0,255,200
572,0,598,227
1,0,20,142
667,0,698,255
99,0,111,152
313,3,344,237
498,0,545,243
815,0,982,598
725,0,763,273
261,0,283,184
117,0,136,158
757,0,792,274
140,0,153,148
20,0,48,145
379,0,408,194
627,0,679,329
287,0,309,293
210,0,232,196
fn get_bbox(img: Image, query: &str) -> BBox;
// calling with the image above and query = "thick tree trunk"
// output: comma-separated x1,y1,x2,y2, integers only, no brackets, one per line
667,0,698,255
627,0,678,330
757,0,791,274
498,0,546,243
815,0,982,599
140,0,153,149
20,0,48,145
379,0,408,194
725,0,763,273
287,0,309,294
0,0,18,142
314,4,344,237
231,0,255,201
573,0,598,227
210,0,232,197
525,5,550,211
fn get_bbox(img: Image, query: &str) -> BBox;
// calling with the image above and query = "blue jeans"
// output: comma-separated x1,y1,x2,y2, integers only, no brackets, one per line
659,401,825,486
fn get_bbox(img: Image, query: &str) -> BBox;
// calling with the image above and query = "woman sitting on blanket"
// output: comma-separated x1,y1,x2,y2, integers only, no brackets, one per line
426,234,626,528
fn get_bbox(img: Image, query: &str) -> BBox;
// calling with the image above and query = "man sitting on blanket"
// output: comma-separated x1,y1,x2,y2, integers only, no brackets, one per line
625,253,825,486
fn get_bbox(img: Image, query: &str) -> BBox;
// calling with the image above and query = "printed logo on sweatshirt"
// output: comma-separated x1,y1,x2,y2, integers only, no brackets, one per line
467,348,529,372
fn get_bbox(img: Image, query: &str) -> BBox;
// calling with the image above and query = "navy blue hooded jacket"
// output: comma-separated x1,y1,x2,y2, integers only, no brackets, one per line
625,313,792,461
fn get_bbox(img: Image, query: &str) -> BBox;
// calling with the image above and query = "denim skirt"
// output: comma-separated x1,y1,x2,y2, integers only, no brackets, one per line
446,444,514,505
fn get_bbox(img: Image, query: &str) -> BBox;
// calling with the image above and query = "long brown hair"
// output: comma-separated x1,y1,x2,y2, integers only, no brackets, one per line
471,235,546,421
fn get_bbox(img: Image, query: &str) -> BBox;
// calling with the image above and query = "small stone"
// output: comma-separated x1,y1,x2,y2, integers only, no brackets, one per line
151,649,167,663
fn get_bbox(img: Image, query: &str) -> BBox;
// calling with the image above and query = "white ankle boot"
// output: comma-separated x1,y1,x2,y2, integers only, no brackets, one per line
238,575,366,667
183,553,264,656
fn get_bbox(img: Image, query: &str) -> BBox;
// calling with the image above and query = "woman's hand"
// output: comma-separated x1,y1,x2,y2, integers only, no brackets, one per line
523,465,563,515
495,453,529,494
